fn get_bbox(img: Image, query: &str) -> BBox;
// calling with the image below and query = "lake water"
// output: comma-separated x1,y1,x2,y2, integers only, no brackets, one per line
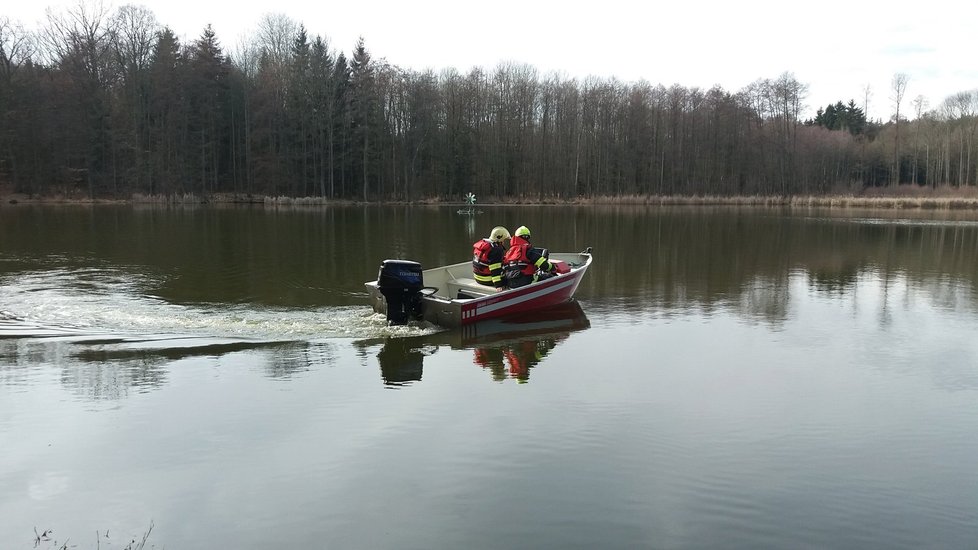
2,204,977,549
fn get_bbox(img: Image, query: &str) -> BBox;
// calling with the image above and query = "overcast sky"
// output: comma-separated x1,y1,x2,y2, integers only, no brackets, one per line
6,0,978,121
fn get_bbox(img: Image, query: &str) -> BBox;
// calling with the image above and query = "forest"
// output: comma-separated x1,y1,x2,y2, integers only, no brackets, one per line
2,5,978,201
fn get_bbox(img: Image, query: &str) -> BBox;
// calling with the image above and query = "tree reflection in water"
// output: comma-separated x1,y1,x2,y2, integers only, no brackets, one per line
0,334,317,400
360,301,590,386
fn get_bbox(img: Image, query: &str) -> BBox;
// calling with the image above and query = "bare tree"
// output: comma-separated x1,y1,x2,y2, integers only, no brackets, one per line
40,1,119,195
105,5,160,193
0,16,37,189
911,94,928,184
252,13,297,67
890,72,908,184
111,5,158,79
41,1,116,83
0,17,36,81
946,91,978,186
863,83,872,121
761,72,809,195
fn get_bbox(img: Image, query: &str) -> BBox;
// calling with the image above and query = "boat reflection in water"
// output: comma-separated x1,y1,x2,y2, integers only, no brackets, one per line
358,301,591,386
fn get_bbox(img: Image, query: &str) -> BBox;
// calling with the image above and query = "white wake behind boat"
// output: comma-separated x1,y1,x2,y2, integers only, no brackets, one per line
365,249,592,327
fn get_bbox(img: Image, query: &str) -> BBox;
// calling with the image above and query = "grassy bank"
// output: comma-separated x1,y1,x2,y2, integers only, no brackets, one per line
568,192,978,209
3,186,978,210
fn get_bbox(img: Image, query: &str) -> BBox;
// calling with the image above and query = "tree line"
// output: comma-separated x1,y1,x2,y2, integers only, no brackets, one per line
2,6,978,201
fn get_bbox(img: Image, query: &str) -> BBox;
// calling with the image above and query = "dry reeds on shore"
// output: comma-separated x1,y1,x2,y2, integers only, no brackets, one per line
133,193,361,206
569,186,978,209
788,195,978,209
131,192,208,204
4,184,978,210
566,196,978,209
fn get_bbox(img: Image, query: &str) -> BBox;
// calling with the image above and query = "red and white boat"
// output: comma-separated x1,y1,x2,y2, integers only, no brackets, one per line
365,248,592,327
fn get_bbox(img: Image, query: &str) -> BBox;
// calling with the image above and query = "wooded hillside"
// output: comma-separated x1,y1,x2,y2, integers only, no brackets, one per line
2,7,977,200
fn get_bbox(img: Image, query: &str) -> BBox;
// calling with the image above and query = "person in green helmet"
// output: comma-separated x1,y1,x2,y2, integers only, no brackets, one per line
502,225,556,288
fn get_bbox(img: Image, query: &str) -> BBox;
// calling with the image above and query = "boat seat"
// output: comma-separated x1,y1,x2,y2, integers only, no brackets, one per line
446,277,495,299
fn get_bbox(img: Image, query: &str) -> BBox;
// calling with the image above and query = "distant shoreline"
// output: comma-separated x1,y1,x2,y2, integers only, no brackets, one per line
3,188,978,210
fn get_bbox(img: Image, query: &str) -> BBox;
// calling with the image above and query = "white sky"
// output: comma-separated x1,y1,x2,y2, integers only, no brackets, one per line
5,0,978,121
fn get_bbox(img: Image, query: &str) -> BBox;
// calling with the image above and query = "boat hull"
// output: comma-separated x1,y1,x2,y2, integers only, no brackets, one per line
366,251,591,327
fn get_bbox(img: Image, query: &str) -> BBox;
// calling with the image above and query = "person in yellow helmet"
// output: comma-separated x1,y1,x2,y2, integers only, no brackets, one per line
502,225,556,288
472,226,511,288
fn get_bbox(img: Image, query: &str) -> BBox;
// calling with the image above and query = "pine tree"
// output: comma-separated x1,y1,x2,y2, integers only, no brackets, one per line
186,25,230,193
146,27,185,194
287,25,312,195
350,37,375,201
309,35,334,197
331,52,350,197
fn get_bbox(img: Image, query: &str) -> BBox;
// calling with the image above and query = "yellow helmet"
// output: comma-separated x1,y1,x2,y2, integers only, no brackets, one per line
489,226,511,243
514,225,531,238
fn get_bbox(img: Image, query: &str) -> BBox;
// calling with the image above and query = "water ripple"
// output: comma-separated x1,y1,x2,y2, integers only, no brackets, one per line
0,268,436,341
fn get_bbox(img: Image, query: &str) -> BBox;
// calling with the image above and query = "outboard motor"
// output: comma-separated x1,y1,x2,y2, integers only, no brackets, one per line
377,259,424,325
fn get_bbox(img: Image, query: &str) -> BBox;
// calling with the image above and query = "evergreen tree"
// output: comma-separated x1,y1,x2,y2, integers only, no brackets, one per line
331,52,350,197
287,25,312,195
186,24,230,193
146,27,185,194
812,99,866,136
844,99,866,135
309,35,334,197
349,37,376,201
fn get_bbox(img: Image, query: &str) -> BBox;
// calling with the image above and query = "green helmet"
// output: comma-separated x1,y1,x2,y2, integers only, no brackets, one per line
515,225,531,238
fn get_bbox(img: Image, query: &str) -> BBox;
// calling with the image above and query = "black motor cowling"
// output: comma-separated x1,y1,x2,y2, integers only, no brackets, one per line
377,259,424,325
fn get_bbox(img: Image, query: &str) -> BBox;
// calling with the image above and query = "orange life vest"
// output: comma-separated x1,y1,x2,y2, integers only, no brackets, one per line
502,236,536,278
472,238,505,286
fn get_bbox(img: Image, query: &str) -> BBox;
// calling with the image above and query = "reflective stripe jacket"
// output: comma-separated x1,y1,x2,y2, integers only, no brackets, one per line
503,235,553,285
472,238,506,287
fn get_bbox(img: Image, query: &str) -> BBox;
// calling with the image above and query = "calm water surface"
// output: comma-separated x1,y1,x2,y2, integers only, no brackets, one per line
1,205,977,549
